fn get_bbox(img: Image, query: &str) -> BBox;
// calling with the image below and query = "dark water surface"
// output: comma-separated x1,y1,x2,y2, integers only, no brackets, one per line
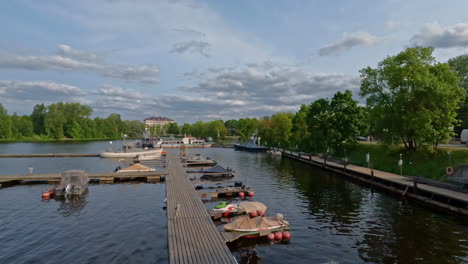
0,142,467,264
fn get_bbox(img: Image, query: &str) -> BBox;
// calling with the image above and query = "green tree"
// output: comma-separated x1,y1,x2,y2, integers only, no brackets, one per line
11,113,33,138
0,104,12,139
291,104,310,151
328,90,365,152
237,118,258,141
31,104,46,135
181,123,193,136
167,122,180,135
306,98,331,153
360,46,465,150
224,119,239,136
270,113,293,147
45,102,66,139
448,54,468,136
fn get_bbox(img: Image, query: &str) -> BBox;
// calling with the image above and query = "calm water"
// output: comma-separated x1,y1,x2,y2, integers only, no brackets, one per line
0,142,467,264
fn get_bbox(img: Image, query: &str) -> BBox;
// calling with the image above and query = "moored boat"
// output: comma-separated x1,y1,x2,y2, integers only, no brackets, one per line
223,213,289,238
234,135,268,152
54,170,89,197
100,148,163,158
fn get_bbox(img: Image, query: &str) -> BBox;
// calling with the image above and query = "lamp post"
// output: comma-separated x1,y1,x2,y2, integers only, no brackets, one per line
398,153,403,176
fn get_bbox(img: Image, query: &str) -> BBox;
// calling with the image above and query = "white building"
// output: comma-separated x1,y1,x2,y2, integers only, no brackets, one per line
144,117,174,127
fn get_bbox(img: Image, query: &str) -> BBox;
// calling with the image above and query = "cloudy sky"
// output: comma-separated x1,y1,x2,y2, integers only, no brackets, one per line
1,0,468,123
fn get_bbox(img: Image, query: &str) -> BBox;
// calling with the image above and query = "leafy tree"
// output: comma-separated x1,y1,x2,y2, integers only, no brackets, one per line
11,113,33,138
270,113,293,147
448,54,468,136
360,47,465,150
31,104,46,135
181,123,193,136
45,102,66,139
291,104,310,151
257,116,272,146
224,119,238,136
0,105,12,139
306,98,331,153
166,122,180,135
237,118,258,141
328,90,365,152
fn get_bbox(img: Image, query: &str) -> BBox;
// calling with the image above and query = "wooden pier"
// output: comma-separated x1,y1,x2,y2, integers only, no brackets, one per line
0,171,167,187
0,153,99,158
281,150,468,217
166,153,237,264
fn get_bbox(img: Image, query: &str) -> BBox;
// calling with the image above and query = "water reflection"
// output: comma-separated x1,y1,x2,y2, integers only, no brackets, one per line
56,193,89,217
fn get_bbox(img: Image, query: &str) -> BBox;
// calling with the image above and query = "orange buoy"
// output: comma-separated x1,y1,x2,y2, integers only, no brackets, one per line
249,211,258,218
257,210,264,216
274,232,283,240
238,192,245,198
42,192,50,199
267,233,275,240
282,231,291,239
248,191,255,197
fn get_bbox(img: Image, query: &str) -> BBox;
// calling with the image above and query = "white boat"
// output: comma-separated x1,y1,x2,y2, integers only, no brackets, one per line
100,148,163,158
268,150,282,156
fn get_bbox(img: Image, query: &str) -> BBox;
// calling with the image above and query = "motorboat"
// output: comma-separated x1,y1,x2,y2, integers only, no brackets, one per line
212,201,265,219
224,214,289,238
54,170,89,197
100,148,163,158
267,150,282,156
234,134,268,152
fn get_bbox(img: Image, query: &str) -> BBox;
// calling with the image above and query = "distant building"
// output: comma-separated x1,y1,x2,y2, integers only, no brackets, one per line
144,117,174,127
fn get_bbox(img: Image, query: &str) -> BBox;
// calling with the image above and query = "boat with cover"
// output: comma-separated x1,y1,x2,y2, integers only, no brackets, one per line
100,148,163,158
234,135,268,152
54,170,89,197
224,214,289,237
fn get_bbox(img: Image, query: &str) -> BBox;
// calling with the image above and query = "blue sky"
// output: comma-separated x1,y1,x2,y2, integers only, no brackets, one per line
1,0,468,123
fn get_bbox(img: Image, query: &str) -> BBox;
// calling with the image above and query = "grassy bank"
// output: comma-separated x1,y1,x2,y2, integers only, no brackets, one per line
332,143,468,180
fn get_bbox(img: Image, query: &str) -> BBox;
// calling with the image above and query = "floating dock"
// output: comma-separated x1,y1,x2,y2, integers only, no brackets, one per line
281,150,468,217
0,153,99,158
166,153,237,264
0,171,167,187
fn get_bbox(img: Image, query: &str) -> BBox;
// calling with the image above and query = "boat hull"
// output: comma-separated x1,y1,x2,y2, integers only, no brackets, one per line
234,144,268,152
100,148,163,158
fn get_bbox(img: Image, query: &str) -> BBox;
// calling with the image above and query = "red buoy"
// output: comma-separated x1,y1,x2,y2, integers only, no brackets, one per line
249,211,258,218
282,231,291,239
274,232,283,240
267,233,275,240
257,210,264,216
42,192,50,199
238,192,245,198
248,191,255,197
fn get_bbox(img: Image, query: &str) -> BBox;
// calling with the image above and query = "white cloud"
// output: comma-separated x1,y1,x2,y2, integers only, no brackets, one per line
410,22,468,48
0,80,84,102
57,44,104,62
319,31,388,56
171,40,211,57
0,45,160,84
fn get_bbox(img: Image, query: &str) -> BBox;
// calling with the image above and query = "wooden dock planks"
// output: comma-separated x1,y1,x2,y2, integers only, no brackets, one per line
166,154,237,264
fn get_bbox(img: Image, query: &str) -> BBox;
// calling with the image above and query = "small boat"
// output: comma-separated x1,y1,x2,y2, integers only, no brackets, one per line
41,186,55,199
100,148,163,158
54,170,89,197
224,214,289,238
267,150,282,156
212,201,265,219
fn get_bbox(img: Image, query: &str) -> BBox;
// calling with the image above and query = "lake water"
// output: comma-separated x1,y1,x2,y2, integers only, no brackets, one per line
0,141,467,264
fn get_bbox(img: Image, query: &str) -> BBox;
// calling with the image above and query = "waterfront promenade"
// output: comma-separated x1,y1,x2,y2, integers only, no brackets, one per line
282,150,468,217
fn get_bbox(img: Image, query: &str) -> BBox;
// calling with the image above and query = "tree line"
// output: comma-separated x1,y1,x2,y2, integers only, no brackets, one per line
0,47,467,152
0,102,145,140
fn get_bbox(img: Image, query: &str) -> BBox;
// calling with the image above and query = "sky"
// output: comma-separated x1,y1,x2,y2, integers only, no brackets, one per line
1,0,468,123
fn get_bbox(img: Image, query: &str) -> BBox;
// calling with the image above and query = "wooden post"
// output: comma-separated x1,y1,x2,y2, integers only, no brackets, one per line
413,180,418,194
